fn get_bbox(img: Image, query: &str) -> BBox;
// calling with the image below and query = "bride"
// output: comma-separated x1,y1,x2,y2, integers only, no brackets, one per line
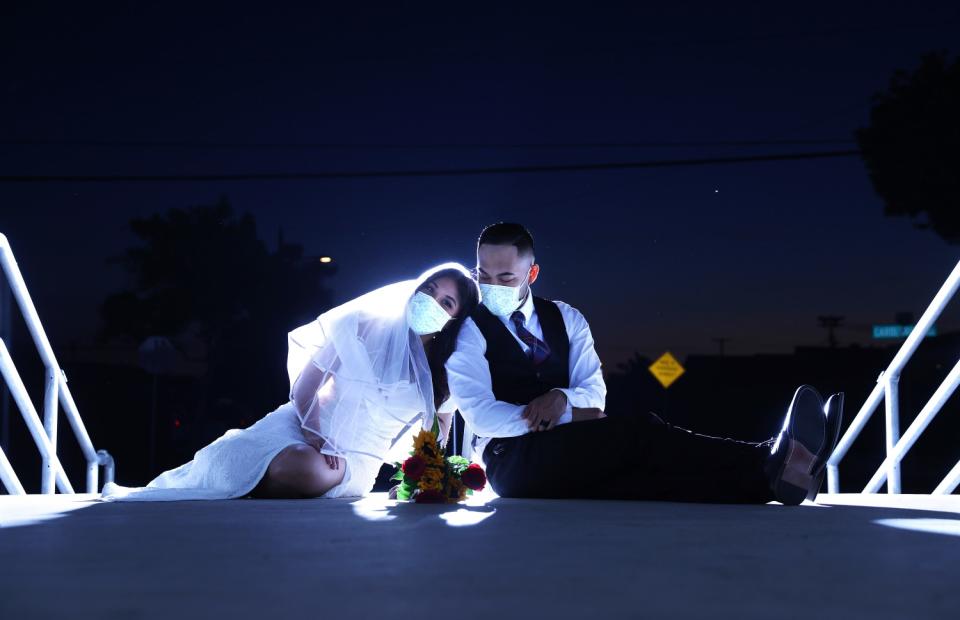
102,262,480,501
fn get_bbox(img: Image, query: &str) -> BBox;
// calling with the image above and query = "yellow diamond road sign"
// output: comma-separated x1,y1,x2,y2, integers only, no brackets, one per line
649,351,685,389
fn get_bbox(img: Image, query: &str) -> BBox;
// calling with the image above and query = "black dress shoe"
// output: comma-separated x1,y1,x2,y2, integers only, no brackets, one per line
806,392,845,501
765,385,827,505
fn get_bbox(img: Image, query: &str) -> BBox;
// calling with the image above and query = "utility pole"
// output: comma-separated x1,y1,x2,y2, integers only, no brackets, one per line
712,337,730,357
817,315,845,348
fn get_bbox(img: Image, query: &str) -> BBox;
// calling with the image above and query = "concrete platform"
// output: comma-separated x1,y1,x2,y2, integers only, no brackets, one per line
1,493,959,619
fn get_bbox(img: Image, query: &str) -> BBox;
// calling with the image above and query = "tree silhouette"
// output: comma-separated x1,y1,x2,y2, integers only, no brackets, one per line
856,52,960,243
101,197,336,424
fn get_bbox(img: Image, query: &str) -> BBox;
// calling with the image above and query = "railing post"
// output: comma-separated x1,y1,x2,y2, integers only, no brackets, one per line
1,232,116,494
827,381,884,493
864,356,960,492
41,367,59,494
826,463,840,494
826,260,960,495
98,449,115,487
0,339,74,493
883,373,902,494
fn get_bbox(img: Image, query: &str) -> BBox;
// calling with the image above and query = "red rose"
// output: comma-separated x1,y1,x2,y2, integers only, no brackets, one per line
402,455,427,481
414,488,445,504
460,464,487,491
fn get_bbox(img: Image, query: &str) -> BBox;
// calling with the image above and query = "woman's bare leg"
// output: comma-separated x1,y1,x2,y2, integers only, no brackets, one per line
251,444,345,498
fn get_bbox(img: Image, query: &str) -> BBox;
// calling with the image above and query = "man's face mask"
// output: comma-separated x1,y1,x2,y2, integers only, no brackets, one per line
406,291,452,335
479,270,530,317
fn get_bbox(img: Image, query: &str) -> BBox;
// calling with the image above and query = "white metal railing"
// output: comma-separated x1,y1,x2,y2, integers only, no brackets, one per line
827,259,960,496
0,232,114,495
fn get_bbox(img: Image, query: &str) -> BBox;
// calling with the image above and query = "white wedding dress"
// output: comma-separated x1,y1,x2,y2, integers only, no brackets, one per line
101,396,442,502
102,273,456,502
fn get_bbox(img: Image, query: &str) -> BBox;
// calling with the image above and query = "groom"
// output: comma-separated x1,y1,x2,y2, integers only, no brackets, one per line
446,222,843,504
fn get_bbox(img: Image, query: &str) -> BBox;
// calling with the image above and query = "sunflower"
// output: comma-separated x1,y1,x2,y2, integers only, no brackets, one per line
413,430,438,454
413,430,445,466
412,429,434,451
445,477,467,502
419,466,443,491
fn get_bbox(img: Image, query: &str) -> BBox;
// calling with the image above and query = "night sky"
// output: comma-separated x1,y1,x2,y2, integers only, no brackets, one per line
2,2,959,366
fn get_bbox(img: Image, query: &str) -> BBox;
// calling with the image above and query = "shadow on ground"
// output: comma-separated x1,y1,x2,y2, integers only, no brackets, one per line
1,494,958,619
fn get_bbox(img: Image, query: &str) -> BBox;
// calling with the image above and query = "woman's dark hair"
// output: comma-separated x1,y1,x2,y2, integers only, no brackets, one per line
418,267,480,409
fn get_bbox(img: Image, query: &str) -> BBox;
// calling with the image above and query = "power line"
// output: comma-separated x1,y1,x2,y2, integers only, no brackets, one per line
654,18,960,46
0,138,857,150
0,149,861,183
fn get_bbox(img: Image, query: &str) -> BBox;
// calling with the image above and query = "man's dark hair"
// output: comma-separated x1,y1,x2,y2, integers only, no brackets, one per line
477,222,535,258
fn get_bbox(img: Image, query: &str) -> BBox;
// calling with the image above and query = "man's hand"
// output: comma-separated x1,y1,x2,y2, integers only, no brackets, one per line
522,390,568,432
437,412,453,448
572,407,606,423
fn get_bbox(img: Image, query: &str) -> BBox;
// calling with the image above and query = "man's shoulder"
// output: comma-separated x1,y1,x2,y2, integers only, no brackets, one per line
541,298,587,323
546,298,575,312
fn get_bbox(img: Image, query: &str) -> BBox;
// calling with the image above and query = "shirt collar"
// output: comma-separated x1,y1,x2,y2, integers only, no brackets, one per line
514,289,535,324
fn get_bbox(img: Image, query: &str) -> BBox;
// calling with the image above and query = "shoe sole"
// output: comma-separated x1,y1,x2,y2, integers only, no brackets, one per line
774,441,816,505
806,392,845,501
773,385,825,505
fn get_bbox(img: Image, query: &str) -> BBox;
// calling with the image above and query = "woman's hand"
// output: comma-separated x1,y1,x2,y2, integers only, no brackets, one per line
305,433,341,469
304,433,325,451
323,454,341,470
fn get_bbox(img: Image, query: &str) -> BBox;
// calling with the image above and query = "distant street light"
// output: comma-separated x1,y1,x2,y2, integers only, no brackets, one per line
319,256,333,263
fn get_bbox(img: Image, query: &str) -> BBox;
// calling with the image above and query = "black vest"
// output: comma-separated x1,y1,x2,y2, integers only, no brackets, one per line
471,296,570,405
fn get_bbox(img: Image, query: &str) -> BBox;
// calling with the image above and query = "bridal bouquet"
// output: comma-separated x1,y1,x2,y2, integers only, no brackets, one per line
392,422,486,504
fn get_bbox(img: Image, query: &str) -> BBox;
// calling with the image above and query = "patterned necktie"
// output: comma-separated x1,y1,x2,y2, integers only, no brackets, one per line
511,311,552,365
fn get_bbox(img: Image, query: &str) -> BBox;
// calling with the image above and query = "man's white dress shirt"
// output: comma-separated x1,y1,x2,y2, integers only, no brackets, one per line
446,292,606,462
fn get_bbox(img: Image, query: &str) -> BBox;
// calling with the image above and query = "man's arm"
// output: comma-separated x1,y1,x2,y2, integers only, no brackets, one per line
435,395,456,447
551,302,607,411
446,319,544,438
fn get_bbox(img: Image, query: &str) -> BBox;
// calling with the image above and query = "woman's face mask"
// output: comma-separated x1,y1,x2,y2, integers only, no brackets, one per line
406,291,452,335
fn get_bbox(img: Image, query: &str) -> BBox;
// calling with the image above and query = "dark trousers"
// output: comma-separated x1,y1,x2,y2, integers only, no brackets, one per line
483,412,775,503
